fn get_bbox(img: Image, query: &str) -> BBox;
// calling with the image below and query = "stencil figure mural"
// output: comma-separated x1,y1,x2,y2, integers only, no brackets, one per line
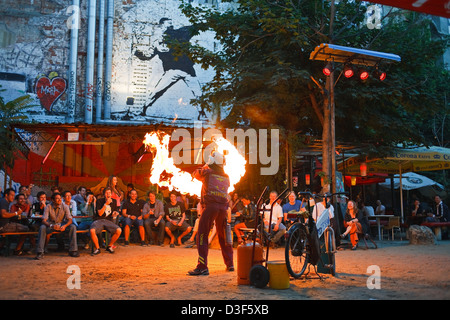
111,0,219,125
134,18,197,116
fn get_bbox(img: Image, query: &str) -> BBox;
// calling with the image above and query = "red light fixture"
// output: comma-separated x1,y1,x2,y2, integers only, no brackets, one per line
359,69,369,80
360,162,367,177
323,62,333,76
343,65,354,78
305,174,311,185
375,69,386,81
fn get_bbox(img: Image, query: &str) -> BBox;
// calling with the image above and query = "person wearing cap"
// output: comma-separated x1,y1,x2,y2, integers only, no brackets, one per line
188,151,233,276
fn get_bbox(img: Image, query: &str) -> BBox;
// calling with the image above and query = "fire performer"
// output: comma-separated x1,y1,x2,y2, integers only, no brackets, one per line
188,151,234,276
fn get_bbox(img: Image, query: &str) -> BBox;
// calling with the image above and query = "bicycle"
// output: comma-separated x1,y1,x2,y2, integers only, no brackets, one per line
284,191,347,279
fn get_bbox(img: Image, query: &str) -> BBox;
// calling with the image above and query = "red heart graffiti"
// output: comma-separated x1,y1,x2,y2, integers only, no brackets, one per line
35,76,67,111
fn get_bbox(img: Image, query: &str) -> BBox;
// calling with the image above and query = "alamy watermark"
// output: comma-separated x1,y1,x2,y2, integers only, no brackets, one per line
366,265,381,290
169,122,280,175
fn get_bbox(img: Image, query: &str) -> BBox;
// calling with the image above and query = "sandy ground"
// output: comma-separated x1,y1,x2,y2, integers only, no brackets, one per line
0,237,449,303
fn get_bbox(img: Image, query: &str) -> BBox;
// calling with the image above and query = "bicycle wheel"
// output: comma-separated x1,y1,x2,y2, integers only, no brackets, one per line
325,228,336,276
285,225,309,278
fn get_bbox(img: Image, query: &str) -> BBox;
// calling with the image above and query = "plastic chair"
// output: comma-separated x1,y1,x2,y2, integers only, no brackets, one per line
382,216,402,240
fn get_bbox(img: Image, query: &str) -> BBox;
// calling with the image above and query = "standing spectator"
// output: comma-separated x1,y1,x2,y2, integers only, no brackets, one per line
375,200,386,215
0,189,30,255
262,191,286,248
143,191,165,246
106,175,124,208
90,187,122,255
122,189,146,246
164,192,192,248
35,192,79,260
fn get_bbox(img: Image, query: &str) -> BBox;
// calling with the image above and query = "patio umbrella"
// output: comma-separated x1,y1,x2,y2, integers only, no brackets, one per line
378,172,444,191
338,146,450,221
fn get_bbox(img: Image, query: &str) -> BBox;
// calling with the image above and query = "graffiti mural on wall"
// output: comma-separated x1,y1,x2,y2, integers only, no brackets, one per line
35,72,67,112
111,0,224,126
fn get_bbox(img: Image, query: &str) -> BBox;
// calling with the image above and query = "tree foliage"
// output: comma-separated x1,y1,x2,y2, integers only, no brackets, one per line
171,0,448,147
0,87,33,171
169,0,449,192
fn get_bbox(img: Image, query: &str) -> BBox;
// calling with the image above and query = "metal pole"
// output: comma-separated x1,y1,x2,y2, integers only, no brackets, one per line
103,0,114,120
66,0,80,123
85,0,97,124
95,0,106,122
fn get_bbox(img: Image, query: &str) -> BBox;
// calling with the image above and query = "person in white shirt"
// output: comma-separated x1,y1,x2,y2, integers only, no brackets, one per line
375,200,385,215
262,191,286,247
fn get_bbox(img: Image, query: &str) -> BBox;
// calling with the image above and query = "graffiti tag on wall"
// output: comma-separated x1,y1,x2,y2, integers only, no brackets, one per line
35,73,67,112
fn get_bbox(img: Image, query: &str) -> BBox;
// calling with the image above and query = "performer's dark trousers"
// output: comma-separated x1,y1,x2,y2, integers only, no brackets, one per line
196,202,233,270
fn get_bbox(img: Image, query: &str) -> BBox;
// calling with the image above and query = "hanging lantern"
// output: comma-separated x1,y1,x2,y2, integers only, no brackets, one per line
351,176,357,186
360,162,367,177
305,174,311,185
320,176,324,187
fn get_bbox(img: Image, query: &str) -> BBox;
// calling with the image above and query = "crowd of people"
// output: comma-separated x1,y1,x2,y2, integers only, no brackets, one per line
0,177,448,260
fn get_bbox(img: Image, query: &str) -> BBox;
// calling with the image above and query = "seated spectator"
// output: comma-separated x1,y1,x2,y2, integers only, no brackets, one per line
62,191,77,226
96,187,105,200
234,195,256,245
77,191,96,249
229,192,242,227
121,189,146,246
31,191,48,216
142,191,165,246
357,200,371,237
164,192,192,248
10,193,34,254
341,200,362,250
35,192,79,259
407,199,426,225
185,203,217,248
262,191,286,248
427,195,449,222
51,186,61,194
72,186,87,208
126,183,134,201
90,187,122,255
0,189,30,255
78,191,96,230
282,191,304,225
375,200,385,215
11,193,30,217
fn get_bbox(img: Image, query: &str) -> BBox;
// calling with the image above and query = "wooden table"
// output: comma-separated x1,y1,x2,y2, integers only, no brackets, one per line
368,215,394,240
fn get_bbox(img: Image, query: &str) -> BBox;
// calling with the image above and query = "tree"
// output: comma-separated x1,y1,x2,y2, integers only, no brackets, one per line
170,0,449,190
0,87,33,176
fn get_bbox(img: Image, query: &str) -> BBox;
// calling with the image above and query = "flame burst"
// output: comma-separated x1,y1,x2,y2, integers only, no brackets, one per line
144,131,246,197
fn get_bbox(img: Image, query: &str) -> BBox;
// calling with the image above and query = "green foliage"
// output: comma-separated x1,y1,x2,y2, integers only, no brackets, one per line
170,0,448,153
0,87,34,171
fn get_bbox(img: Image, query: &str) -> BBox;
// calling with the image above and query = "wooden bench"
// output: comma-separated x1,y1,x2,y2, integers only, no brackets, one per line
420,222,450,241
0,230,91,257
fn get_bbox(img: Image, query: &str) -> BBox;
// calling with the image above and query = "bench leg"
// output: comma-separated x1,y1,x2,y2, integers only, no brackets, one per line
434,227,442,241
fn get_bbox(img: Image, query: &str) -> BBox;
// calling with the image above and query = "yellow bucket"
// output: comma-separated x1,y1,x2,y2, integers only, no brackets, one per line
267,260,290,289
